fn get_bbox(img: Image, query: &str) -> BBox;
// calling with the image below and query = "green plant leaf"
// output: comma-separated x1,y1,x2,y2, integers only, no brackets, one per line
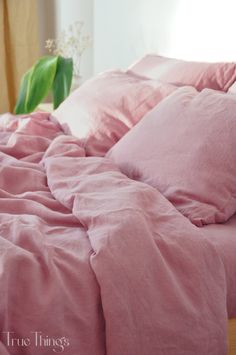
14,69,32,114
14,56,58,114
26,56,58,112
52,56,73,109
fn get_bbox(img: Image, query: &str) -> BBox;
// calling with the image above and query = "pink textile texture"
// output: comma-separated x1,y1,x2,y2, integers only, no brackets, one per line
128,54,236,91
0,112,230,354
228,81,236,93
107,87,236,226
52,70,177,156
202,213,236,318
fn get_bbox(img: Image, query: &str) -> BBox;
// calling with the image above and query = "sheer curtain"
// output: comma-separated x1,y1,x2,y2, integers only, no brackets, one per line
0,0,39,113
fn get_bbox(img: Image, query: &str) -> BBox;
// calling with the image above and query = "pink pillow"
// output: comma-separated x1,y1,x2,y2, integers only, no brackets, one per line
128,54,236,92
52,70,177,156
107,87,236,226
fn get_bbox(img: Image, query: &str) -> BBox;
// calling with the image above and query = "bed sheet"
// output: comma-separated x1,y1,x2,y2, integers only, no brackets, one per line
203,215,236,318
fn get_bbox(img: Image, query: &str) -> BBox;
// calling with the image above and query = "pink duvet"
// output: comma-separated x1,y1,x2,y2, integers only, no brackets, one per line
0,113,229,354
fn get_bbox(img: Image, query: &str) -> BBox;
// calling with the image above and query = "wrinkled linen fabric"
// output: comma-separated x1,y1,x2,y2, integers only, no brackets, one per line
107,87,236,226
52,70,177,156
202,213,236,318
128,54,236,91
0,112,228,354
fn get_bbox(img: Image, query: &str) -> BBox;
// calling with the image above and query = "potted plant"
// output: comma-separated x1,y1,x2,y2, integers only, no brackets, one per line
15,21,91,114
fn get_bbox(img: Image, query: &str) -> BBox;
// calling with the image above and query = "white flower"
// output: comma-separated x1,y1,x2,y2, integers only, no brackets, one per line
45,21,92,78
45,39,56,52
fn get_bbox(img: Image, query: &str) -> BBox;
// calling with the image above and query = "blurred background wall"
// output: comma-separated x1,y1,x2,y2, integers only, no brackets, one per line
37,0,93,82
2,0,236,112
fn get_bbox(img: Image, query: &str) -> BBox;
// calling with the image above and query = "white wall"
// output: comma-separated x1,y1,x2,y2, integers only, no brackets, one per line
38,0,236,79
94,0,178,73
38,0,93,82
94,0,236,74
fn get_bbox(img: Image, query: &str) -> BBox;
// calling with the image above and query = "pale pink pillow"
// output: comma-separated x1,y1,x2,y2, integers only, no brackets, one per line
52,70,177,156
107,87,236,226
128,54,236,92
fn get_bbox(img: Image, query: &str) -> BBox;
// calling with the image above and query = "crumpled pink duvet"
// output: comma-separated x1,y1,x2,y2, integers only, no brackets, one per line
0,113,229,354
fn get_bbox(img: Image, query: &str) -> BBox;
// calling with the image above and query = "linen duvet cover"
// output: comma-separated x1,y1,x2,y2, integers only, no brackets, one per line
0,112,230,354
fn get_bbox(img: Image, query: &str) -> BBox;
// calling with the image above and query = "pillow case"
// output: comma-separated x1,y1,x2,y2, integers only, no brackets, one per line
128,54,236,92
228,81,236,94
107,86,236,226
52,70,177,156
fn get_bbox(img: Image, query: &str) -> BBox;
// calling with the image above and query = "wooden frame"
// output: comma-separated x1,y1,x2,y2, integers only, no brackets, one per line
228,318,236,355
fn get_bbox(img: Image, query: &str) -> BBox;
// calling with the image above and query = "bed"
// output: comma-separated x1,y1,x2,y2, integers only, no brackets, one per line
229,319,236,355
203,215,236,355
0,54,236,354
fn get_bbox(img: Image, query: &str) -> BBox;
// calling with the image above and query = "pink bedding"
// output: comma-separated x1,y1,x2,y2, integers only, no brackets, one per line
202,213,236,319
128,54,236,91
52,70,177,156
0,112,231,354
107,87,236,226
